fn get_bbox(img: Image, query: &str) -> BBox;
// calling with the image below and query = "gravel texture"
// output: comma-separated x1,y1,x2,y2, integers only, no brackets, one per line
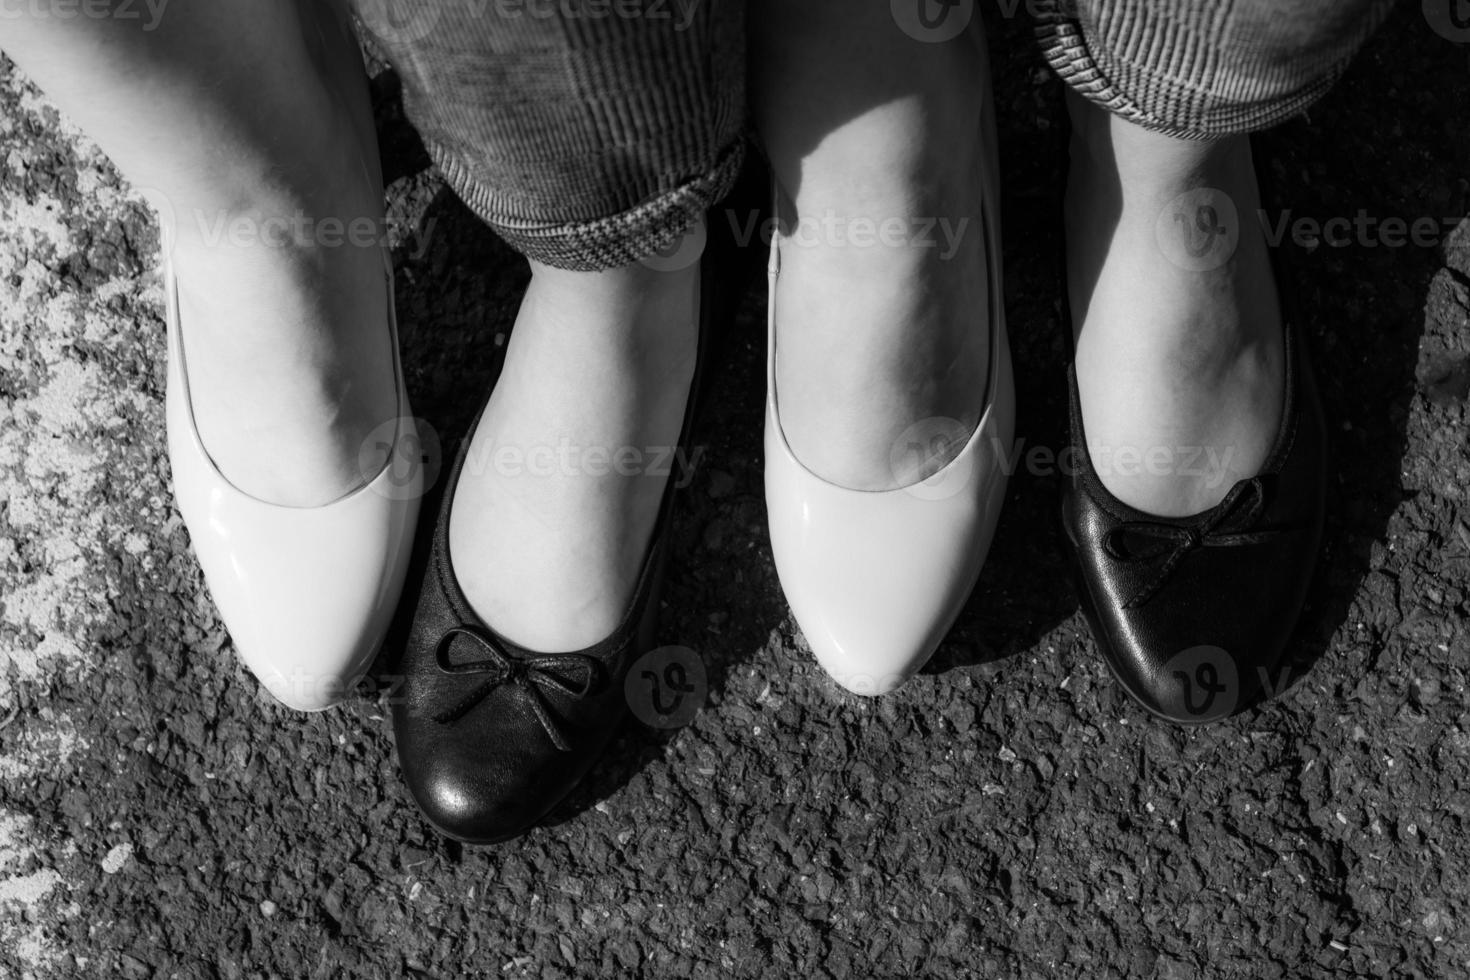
1,4,1469,978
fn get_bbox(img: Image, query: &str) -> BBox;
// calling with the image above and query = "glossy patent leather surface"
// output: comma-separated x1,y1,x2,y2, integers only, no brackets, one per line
164,259,423,711
763,102,1015,696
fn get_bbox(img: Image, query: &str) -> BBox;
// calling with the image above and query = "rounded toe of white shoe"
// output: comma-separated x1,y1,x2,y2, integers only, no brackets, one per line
172,444,423,712
237,623,394,714
794,588,968,698
765,411,1011,697
217,498,419,712
251,658,361,714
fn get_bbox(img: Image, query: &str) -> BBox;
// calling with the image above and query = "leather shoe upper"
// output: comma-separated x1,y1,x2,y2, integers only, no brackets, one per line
1062,319,1327,724
390,444,664,843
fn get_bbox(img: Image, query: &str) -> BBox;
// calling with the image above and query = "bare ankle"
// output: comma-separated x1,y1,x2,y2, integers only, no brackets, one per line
523,237,702,375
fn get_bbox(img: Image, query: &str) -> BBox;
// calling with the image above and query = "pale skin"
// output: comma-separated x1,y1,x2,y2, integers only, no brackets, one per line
0,0,699,654
446,252,698,653
1,1,1284,655
0,0,397,507
751,4,1284,516
1064,89,1284,517
750,0,993,492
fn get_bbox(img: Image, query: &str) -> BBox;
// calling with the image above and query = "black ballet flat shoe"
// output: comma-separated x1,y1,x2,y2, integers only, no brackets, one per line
391,285,712,848
391,460,670,843
1060,292,1327,726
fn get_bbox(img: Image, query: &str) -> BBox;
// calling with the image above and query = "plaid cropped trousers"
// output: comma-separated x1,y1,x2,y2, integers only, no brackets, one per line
354,0,1394,271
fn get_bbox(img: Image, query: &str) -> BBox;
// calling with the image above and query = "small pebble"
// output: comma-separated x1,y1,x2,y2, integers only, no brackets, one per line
100,843,132,875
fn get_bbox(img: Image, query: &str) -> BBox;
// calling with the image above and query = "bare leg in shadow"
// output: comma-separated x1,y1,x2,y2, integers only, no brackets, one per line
0,0,398,505
749,2,994,491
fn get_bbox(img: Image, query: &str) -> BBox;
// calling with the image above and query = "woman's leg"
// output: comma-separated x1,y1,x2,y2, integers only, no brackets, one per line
749,0,992,490
0,0,396,505
1043,0,1395,516
447,246,701,652
359,0,744,652
1064,94,1284,517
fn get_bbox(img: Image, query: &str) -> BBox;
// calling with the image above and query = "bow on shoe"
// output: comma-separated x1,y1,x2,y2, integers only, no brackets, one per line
431,625,601,752
1102,478,1288,610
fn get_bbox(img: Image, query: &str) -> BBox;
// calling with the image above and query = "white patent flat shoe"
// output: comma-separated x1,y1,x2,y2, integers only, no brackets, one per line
763,111,1015,698
164,254,424,711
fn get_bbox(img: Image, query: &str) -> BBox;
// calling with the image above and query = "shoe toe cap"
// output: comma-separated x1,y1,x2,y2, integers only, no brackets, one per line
1121,642,1257,724
764,384,1013,696
410,768,536,844
222,527,414,709
243,628,386,712
1079,568,1297,725
801,606,952,697
767,464,1007,697
395,726,560,844
177,468,420,711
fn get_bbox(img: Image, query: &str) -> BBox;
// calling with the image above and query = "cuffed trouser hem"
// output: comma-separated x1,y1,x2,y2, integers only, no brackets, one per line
355,0,747,273
1033,0,1395,139
431,135,746,272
